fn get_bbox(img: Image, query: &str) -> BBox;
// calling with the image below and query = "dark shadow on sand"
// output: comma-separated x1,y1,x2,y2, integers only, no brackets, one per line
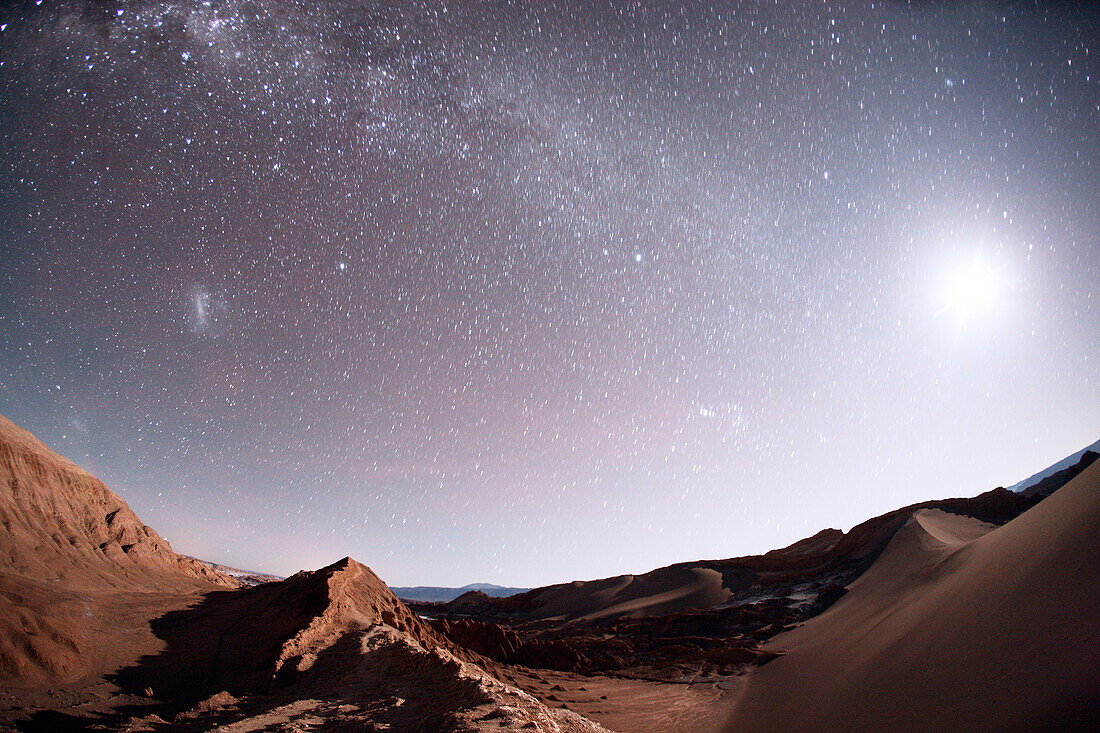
19,576,332,731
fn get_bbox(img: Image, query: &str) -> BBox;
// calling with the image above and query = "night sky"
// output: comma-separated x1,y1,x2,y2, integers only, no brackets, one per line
1,1,1097,586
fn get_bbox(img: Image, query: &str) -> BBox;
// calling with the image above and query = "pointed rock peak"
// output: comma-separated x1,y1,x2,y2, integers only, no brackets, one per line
269,558,451,683
325,556,358,571
324,556,376,578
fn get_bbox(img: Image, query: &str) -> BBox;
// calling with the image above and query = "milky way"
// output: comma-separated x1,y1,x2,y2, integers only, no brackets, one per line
1,2,1097,585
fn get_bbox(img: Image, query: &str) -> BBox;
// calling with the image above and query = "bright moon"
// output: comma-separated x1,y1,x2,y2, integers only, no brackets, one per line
936,253,1008,330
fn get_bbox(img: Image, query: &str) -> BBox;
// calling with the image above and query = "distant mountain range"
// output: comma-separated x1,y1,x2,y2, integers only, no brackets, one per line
392,583,531,603
1008,438,1100,493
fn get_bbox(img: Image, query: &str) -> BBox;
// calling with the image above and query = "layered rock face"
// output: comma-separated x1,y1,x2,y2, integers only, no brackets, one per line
0,413,239,688
0,414,237,590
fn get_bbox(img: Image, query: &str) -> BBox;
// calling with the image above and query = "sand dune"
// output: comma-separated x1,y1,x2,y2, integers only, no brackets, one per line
429,457,1097,631
726,460,1100,732
500,564,738,624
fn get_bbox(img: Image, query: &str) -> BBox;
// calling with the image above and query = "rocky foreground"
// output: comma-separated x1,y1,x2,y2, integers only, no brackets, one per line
0,413,607,732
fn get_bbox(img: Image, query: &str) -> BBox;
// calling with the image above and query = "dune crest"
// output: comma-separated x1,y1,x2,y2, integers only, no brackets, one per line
2,412,1095,731
726,461,1100,732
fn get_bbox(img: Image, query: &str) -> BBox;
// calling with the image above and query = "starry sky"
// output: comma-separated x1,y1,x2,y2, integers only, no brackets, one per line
1,1,1097,586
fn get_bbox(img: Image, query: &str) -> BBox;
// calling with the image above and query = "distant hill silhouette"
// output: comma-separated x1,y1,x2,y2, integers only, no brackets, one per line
392,583,532,603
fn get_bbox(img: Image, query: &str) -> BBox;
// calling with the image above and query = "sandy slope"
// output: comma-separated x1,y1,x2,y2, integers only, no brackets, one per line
500,668,739,733
514,565,736,624
726,460,1100,732
432,459,1096,630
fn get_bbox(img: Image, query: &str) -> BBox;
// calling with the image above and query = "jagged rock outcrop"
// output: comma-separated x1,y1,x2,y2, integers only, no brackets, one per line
0,415,610,731
430,616,597,672
106,555,610,731
431,617,526,661
272,557,447,681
